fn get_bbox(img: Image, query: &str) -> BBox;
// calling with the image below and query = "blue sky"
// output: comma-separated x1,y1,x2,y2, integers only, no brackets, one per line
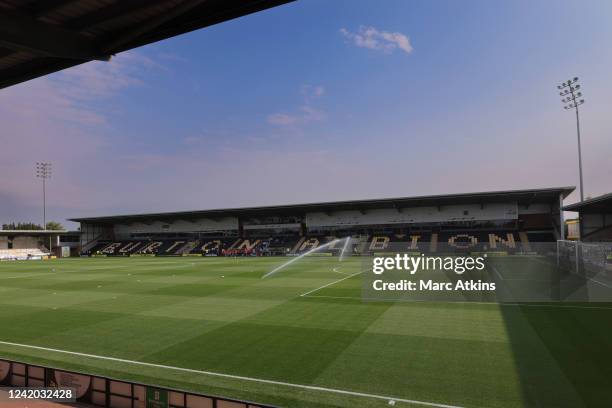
1,0,611,228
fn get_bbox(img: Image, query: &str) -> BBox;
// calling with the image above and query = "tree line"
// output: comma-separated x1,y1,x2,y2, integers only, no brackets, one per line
1,221,65,230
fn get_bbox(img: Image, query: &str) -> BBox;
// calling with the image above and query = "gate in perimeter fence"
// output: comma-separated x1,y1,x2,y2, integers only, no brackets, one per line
0,358,278,408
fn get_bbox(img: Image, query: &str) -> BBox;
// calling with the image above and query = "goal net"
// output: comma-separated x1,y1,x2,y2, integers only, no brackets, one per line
557,240,612,283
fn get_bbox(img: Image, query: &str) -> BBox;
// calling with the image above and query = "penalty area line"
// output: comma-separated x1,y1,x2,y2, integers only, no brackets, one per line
300,271,363,297
490,265,505,282
332,266,351,275
585,276,612,289
0,340,461,408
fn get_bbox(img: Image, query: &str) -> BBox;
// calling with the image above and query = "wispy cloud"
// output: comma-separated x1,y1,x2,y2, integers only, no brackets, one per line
183,136,203,145
52,52,157,101
267,112,299,126
267,106,326,126
340,26,413,54
267,84,326,127
0,50,160,224
301,84,325,99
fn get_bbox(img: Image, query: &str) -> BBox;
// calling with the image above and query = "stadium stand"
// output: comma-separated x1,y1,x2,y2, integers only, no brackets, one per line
0,230,71,260
71,187,574,257
83,228,553,257
0,248,49,261
87,237,248,256
564,193,612,242
260,236,299,256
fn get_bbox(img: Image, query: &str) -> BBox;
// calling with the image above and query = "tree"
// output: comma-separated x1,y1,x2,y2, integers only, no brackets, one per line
1,222,43,230
45,221,65,230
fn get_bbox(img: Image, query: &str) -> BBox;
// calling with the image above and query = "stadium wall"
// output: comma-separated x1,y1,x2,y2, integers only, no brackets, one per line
581,213,612,241
113,217,238,238
305,203,518,227
0,358,276,408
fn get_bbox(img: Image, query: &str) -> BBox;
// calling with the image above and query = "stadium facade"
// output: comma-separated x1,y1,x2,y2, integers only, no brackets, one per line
70,187,574,257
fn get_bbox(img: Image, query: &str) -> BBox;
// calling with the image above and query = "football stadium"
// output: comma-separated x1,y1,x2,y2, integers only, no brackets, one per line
2,0,612,407
2,187,612,407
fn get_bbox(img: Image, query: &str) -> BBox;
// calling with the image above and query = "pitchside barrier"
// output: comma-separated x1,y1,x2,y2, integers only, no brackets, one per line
0,358,276,408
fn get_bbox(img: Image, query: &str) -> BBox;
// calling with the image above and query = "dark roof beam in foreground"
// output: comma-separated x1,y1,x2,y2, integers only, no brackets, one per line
0,47,12,59
0,0,294,89
24,0,77,19
99,0,205,56
62,0,158,31
0,8,109,60
117,0,293,53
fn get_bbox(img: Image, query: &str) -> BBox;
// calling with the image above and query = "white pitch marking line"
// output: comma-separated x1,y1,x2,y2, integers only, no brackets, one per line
490,265,505,281
0,340,461,408
304,294,399,302
300,271,363,297
1,271,66,279
586,276,612,289
302,295,612,310
332,267,348,275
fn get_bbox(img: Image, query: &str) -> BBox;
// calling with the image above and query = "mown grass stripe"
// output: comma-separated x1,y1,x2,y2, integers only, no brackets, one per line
0,340,462,408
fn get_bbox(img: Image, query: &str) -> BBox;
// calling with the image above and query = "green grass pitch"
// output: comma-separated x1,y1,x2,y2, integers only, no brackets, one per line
0,256,611,407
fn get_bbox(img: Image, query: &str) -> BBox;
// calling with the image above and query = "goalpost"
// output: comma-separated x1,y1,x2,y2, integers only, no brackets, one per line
557,240,579,275
557,240,612,281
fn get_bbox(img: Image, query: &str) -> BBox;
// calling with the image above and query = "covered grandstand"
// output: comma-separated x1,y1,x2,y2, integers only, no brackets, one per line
564,192,612,241
0,229,79,260
70,186,574,257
